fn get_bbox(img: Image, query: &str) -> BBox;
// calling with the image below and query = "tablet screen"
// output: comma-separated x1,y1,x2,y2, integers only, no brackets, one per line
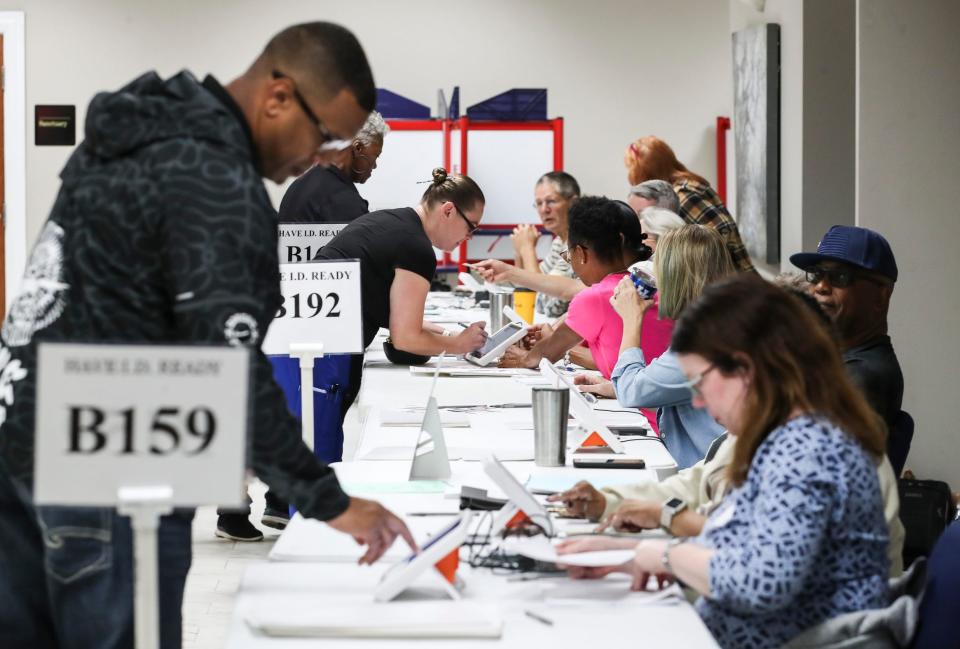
401,516,464,564
471,321,524,357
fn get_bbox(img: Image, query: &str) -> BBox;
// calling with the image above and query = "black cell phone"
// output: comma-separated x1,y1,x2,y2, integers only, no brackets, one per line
572,457,647,469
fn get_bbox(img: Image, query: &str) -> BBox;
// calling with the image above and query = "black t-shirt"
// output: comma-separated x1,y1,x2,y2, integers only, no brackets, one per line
278,165,369,223
316,208,436,347
842,334,904,432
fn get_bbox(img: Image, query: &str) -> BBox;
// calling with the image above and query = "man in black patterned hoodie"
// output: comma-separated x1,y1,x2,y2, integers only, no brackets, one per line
0,23,413,649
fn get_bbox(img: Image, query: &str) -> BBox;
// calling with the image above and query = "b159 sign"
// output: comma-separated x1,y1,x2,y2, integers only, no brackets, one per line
261,260,363,355
33,344,250,507
277,222,348,263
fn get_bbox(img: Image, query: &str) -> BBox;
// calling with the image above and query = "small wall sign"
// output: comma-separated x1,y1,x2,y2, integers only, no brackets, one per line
35,105,76,146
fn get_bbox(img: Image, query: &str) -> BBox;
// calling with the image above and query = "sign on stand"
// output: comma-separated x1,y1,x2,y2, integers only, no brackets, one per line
33,343,251,649
34,343,250,507
277,222,348,264
262,260,363,355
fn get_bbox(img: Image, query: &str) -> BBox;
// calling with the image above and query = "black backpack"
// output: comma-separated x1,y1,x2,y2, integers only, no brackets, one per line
898,479,956,568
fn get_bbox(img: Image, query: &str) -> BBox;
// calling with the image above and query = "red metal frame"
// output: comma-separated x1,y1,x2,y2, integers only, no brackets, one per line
716,116,731,204
453,117,564,272
384,117,564,274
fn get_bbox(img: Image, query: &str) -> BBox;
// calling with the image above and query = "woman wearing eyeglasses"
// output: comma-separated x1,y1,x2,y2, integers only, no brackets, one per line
557,275,889,649
315,167,488,413
498,196,651,380
473,171,584,318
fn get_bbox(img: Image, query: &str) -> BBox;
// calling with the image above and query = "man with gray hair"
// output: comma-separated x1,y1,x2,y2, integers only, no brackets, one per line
279,110,389,223
627,179,680,214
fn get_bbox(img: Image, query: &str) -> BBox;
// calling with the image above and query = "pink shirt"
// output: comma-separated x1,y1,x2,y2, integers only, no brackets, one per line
565,273,627,379
566,272,675,431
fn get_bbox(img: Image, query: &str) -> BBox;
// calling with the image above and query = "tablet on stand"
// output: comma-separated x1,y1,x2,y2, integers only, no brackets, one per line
482,453,555,538
374,510,474,602
537,359,626,454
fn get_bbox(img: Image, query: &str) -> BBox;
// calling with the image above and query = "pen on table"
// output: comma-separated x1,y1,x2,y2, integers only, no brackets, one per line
524,609,554,626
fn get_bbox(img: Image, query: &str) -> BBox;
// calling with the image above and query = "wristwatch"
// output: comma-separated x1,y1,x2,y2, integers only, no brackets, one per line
659,497,687,533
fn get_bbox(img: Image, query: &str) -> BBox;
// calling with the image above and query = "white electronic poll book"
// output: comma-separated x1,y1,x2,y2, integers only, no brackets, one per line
481,453,555,537
463,320,527,366
538,359,626,454
374,510,474,602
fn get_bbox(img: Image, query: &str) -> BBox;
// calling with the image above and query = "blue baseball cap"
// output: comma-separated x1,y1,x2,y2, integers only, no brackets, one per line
790,225,898,282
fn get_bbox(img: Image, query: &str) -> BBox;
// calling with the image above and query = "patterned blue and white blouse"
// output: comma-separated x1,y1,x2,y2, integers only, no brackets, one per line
694,415,889,649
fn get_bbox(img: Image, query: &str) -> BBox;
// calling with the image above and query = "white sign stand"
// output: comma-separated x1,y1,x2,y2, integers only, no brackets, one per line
409,357,451,480
34,343,249,649
289,342,325,450
117,485,173,649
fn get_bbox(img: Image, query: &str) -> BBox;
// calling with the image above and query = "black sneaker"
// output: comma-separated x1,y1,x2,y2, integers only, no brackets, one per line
261,506,290,531
215,513,263,542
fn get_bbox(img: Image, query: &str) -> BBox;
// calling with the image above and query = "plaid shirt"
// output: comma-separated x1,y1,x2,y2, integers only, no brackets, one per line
674,179,756,273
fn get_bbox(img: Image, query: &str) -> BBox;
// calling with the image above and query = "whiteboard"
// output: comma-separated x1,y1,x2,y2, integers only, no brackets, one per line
466,130,555,225
359,130,444,213
463,232,554,261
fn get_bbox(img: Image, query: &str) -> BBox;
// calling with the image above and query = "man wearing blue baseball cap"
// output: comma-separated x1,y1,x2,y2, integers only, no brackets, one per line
791,225,904,438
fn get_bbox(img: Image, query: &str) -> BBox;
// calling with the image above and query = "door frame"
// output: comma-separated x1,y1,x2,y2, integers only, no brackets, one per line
0,12,25,312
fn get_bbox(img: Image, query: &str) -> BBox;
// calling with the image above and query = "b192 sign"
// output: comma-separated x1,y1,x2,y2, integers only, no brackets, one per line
261,260,363,355
277,222,348,264
33,344,250,507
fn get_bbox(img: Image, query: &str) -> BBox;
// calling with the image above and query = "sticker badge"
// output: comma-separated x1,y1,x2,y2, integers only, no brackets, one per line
224,313,259,347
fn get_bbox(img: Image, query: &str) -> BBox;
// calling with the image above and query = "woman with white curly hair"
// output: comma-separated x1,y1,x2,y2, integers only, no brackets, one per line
279,110,389,222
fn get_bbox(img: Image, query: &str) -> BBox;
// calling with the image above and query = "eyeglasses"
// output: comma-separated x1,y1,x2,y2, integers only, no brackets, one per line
453,204,480,236
686,364,717,399
272,71,353,152
559,246,576,263
805,266,889,289
533,198,563,210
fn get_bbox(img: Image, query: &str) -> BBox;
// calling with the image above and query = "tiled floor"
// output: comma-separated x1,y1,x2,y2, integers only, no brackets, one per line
182,410,364,648
182,480,279,649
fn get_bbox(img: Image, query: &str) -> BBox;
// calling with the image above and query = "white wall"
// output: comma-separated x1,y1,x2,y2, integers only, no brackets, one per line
8,0,732,253
857,0,960,484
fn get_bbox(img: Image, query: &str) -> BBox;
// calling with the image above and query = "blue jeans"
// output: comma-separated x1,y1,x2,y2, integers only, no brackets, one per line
0,469,193,649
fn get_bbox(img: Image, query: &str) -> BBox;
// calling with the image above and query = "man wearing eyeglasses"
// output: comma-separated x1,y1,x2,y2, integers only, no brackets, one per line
790,225,904,434
0,22,415,649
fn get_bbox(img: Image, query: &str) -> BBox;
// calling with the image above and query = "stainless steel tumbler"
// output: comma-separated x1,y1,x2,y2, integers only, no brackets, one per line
532,387,569,467
489,291,515,330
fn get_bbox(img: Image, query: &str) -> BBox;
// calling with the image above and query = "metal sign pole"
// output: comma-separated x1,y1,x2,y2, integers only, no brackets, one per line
289,343,325,451
117,485,174,649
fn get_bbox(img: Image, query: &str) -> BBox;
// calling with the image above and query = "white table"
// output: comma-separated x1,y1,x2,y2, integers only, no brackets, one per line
225,294,715,647
228,563,719,648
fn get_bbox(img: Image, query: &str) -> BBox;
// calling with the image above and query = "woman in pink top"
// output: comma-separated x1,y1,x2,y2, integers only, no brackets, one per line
500,196,652,376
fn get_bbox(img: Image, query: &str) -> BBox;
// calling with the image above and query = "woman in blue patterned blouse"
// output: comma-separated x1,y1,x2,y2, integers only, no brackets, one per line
559,275,890,649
